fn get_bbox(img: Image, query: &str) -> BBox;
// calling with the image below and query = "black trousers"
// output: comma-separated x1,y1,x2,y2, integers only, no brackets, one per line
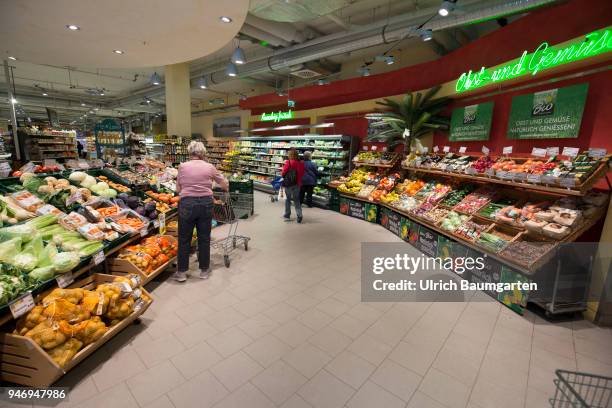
300,185,315,206
177,196,213,272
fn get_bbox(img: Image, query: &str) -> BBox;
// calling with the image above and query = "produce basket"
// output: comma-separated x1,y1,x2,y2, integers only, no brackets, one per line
108,235,178,284
0,274,152,387
108,256,176,285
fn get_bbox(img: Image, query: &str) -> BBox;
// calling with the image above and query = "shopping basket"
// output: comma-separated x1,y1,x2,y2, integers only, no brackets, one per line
270,176,283,202
550,370,612,407
211,191,251,267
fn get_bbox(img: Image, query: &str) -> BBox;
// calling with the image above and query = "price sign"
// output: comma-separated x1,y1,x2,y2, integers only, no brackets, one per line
363,146,369,151
560,177,576,188
531,148,547,157
93,251,105,265
513,172,527,182
9,292,35,319
159,213,166,234
481,146,490,155
459,146,467,154
562,147,579,158
547,147,560,156
443,146,450,153
527,174,541,184
433,146,439,153
506,172,518,181
502,146,513,155
588,148,607,159
140,226,149,237
496,170,507,179
541,175,557,184
371,145,378,151
56,272,74,288
153,219,160,228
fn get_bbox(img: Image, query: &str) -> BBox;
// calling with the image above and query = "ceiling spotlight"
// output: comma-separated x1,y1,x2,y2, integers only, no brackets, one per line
419,28,433,41
150,72,162,86
231,47,246,65
225,62,238,77
94,107,99,111
66,24,80,31
99,91,105,96
8,56,16,61
219,16,232,23
197,76,208,89
385,55,395,65
113,49,124,55
10,97,17,104
438,0,456,16
81,102,86,106
358,66,370,77
42,91,48,96
145,97,152,104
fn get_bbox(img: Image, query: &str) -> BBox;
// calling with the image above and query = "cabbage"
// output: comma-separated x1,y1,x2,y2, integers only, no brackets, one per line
52,252,80,273
29,266,55,282
96,182,109,191
68,171,87,182
38,242,58,268
81,175,96,189
13,253,37,272
0,237,22,263
98,189,117,199
0,224,36,242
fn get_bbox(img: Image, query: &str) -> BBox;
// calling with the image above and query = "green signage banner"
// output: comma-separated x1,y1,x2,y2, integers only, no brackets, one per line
507,83,589,139
449,102,494,141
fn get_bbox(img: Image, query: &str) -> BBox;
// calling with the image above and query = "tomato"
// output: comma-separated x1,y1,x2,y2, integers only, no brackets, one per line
12,170,22,177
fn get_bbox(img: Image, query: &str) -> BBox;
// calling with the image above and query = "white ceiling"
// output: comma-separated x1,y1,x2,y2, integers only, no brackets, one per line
0,0,249,68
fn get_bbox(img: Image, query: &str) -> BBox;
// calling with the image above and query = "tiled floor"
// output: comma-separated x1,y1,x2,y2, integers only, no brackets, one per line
22,192,612,408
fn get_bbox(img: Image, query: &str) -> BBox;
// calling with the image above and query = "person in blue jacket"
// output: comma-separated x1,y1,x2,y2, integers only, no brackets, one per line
300,150,319,207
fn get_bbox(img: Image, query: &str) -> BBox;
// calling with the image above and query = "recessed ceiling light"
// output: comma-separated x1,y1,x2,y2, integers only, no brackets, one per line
66,24,80,31
220,16,232,23
113,50,124,55
81,102,86,106
10,97,17,104
8,56,16,61
42,92,48,96
99,91,105,96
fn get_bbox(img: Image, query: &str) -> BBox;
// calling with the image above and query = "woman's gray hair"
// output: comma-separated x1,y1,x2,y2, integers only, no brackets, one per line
187,141,207,159
303,151,312,160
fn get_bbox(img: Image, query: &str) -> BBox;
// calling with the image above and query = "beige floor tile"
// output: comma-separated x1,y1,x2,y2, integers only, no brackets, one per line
238,314,280,339
136,333,186,368
406,391,447,408
346,303,385,325
205,306,247,332
210,351,263,391
213,382,275,408
244,334,294,367
167,370,228,408
575,336,612,365
371,359,422,402
298,369,356,408
325,351,376,389
347,334,393,366
174,300,215,324
576,353,612,377
273,320,315,347
469,377,525,408
71,383,139,408
256,287,292,306
206,292,242,311
298,308,334,331
329,314,371,339
233,297,270,318
364,317,409,347
418,368,471,408
308,326,352,356
388,340,440,376
302,284,335,301
141,395,174,408
279,394,314,408
285,292,320,312
126,361,185,406
525,386,551,408
251,360,309,405
315,297,351,318
207,326,253,357
264,302,302,324
91,348,147,391
283,342,333,378
346,381,405,408
171,340,223,379
432,345,480,388
173,318,219,349
142,311,188,340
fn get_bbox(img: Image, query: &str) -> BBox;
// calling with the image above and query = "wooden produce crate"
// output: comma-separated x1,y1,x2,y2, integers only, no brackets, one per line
108,256,176,285
0,274,152,387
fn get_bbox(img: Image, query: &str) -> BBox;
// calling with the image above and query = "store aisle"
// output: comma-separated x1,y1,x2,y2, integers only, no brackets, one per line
46,192,612,408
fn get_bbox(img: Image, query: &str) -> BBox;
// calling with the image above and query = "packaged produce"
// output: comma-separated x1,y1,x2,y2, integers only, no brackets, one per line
535,210,556,222
357,185,376,199
477,198,516,220
524,219,548,234
476,232,509,252
43,288,85,305
42,298,90,323
47,338,83,368
36,204,65,218
59,212,89,231
453,189,495,214
553,209,581,227
542,223,570,239
454,220,490,241
0,195,36,221
25,320,68,350
15,305,45,335
118,249,154,273
77,223,105,241
11,191,45,212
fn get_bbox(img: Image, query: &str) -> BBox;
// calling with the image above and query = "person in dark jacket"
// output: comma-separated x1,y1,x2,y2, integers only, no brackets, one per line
300,151,319,207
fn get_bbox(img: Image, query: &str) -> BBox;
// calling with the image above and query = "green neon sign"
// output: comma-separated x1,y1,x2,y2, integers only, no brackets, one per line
455,28,612,93
260,110,294,122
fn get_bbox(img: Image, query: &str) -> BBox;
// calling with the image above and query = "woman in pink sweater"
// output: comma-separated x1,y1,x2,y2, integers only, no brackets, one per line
281,148,305,223
173,141,228,282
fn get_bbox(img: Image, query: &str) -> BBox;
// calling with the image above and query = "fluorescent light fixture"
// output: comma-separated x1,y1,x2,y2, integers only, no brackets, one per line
150,72,162,85
420,28,433,41
113,49,124,54
66,24,80,30
438,0,456,16
231,47,246,64
197,76,208,89
99,91,105,96
42,91,48,96
219,16,232,23
225,62,237,77
8,56,16,61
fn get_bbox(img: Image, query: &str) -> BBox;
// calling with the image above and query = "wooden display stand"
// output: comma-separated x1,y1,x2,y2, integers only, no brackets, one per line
0,274,152,387
108,256,176,286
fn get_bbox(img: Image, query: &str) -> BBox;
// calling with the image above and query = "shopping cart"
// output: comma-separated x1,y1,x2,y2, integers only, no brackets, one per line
211,191,251,267
270,176,284,202
550,370,612,407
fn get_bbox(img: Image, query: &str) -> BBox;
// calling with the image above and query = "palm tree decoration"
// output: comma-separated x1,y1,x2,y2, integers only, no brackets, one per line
366,85,451,155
